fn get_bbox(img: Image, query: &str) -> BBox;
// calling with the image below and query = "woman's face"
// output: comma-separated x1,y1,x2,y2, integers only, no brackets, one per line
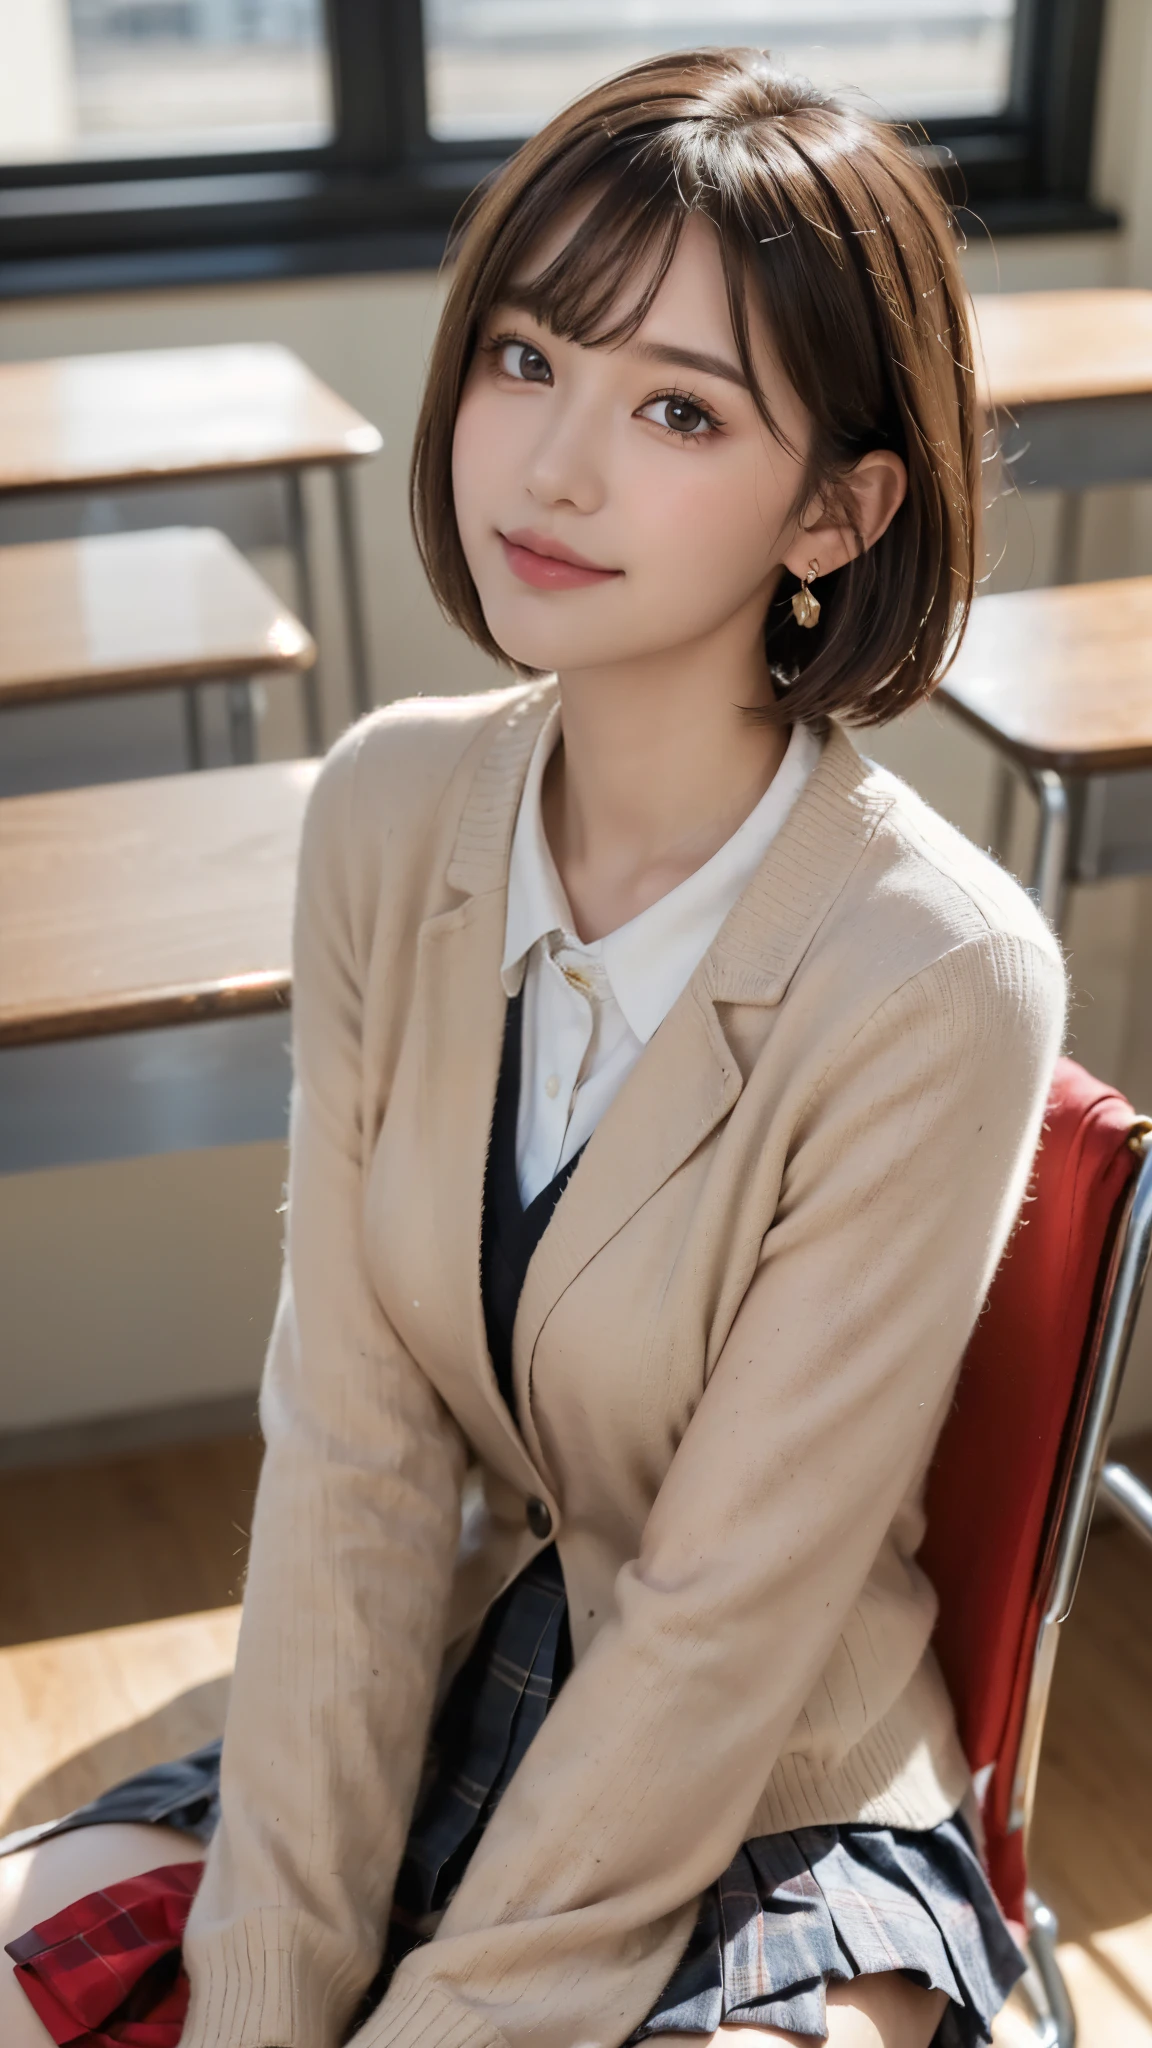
451,210,814,679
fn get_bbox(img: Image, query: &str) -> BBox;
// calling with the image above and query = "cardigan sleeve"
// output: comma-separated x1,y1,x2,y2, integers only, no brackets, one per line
352,930,1066,2048
180,733,469,2048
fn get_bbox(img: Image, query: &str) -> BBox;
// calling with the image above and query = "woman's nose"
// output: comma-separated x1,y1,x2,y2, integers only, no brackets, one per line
523,400,606,513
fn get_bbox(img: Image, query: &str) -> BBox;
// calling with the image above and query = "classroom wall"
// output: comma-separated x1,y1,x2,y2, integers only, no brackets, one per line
3,0,1152,1448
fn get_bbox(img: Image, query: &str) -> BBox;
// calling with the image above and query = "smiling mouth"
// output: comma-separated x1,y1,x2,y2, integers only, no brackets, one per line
499,530,622,591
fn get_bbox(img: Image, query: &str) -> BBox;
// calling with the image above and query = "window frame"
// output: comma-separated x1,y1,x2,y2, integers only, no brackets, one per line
0,0,1117,298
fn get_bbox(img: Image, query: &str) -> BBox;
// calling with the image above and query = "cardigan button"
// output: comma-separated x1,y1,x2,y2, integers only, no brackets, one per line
526,1496,553,1540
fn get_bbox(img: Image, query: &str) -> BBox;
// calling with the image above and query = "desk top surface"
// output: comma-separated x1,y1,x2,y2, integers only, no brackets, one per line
939,576,1152,772
0,528,314,705
0,344,382,495
0,759,318,1046
973,289,1152,410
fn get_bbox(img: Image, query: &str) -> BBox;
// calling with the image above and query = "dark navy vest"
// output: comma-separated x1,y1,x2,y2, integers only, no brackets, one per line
479,986,584,1417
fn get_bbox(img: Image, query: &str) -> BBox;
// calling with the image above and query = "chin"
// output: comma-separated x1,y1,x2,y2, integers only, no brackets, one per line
478,600,610,676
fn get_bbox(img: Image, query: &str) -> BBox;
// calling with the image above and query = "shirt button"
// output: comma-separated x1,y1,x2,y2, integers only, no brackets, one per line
526,1496,553,1540
544,1074,560,1099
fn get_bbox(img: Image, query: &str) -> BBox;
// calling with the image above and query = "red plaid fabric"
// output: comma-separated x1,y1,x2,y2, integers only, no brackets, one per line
4,1862,201,2047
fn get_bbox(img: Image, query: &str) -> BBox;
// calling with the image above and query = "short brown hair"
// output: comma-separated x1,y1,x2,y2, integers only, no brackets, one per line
410,48,979,728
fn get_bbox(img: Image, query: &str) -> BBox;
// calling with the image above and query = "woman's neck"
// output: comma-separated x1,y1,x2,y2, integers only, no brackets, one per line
541,635,790,944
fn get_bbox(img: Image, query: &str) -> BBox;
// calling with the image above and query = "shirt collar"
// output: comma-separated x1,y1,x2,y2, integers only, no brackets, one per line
501,704,824,1041
501,701,572,996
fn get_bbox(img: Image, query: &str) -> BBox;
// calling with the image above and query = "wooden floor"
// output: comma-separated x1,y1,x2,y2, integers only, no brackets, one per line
0,1431,1149,2047
0,1435,260,1841
0,1432,260,1649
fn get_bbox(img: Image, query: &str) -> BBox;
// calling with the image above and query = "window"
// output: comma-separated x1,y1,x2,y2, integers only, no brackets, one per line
0,0,1117,294
5,0,334,165
424,0,1018,144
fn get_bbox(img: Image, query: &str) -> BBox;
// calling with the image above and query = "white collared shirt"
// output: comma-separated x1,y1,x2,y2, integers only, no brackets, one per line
500,706,823,1207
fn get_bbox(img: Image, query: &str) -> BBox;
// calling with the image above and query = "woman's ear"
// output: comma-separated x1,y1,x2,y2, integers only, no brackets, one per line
781,450,908,580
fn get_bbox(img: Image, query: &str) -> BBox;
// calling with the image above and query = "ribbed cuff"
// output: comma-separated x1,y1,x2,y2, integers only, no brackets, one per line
349,1974,509,2048
180,1907,363,2048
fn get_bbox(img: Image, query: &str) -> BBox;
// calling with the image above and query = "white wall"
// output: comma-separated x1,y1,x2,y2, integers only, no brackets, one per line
0,0,76,164
3,0,1152,1445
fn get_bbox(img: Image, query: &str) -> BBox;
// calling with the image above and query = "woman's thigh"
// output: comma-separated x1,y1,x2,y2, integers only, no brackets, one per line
645,1969,949,2048
0,1854,947,2048
0,1822,204,2048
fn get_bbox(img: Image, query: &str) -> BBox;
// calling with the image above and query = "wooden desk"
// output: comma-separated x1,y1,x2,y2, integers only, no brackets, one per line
939,577,1152,925
973,289,1152,580
0,346,379,493
0,760,317,1047
0,345,383,743
0,528,314,762
974,290,1152,413
941,577,1152,775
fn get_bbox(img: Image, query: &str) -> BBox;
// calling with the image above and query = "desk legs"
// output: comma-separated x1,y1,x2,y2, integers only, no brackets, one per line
990,759,1017,865
1054,491,1085,586
226,680,257,764
333,464,373,721
285,465,373,744
1029,769,1071,932
285,471,324,757
184,682,256,767
990,757,1070,931
183,688,206,770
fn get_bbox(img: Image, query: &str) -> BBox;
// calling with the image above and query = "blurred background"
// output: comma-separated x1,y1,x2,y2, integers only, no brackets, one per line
3,0,1150,1450
6,0,1015,155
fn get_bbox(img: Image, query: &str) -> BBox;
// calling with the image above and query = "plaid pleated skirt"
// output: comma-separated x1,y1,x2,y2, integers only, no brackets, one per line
2,1546,1024,2048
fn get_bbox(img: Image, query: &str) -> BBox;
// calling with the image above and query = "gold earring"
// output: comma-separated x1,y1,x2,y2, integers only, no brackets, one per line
791,560,821,629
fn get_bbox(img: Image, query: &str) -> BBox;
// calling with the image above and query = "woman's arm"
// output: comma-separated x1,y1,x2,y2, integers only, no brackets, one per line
356,930,1065,2048
180,733,469,2048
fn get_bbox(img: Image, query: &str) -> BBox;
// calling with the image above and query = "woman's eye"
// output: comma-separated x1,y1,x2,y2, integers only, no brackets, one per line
638,394,715,438
498,340,552,384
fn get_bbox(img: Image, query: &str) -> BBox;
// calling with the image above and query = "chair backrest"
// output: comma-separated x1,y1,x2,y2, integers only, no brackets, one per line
920,1056,1139,1926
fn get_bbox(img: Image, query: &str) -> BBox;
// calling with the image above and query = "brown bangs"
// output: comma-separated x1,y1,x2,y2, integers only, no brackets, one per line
484,155,687,354
410,48,979,729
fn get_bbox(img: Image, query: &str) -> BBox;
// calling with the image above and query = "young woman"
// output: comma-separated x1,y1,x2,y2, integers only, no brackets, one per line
0,48,1065,2048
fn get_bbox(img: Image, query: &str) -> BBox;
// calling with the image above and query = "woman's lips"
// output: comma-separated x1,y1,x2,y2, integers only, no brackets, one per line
499,531,622,591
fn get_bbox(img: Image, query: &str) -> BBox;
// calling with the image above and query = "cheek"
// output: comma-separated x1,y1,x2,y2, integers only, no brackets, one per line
629,443,792,597
451,383,508,547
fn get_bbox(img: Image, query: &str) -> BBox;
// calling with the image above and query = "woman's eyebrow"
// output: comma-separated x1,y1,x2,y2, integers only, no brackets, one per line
630,339,749,389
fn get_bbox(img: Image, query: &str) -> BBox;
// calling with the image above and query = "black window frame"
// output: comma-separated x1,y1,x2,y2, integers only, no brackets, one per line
0,0,1117,300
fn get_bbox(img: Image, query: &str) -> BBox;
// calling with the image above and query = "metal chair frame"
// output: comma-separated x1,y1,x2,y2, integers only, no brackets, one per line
1007,1124,1152,2046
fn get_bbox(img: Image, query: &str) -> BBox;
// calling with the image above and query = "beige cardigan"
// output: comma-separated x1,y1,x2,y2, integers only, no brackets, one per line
181,682,1066,2048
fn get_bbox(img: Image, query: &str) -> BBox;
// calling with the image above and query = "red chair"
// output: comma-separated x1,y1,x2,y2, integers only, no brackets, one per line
922,1057,1152,2048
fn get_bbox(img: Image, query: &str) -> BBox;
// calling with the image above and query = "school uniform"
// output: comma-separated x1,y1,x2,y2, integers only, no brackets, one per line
2,682,1066,2048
